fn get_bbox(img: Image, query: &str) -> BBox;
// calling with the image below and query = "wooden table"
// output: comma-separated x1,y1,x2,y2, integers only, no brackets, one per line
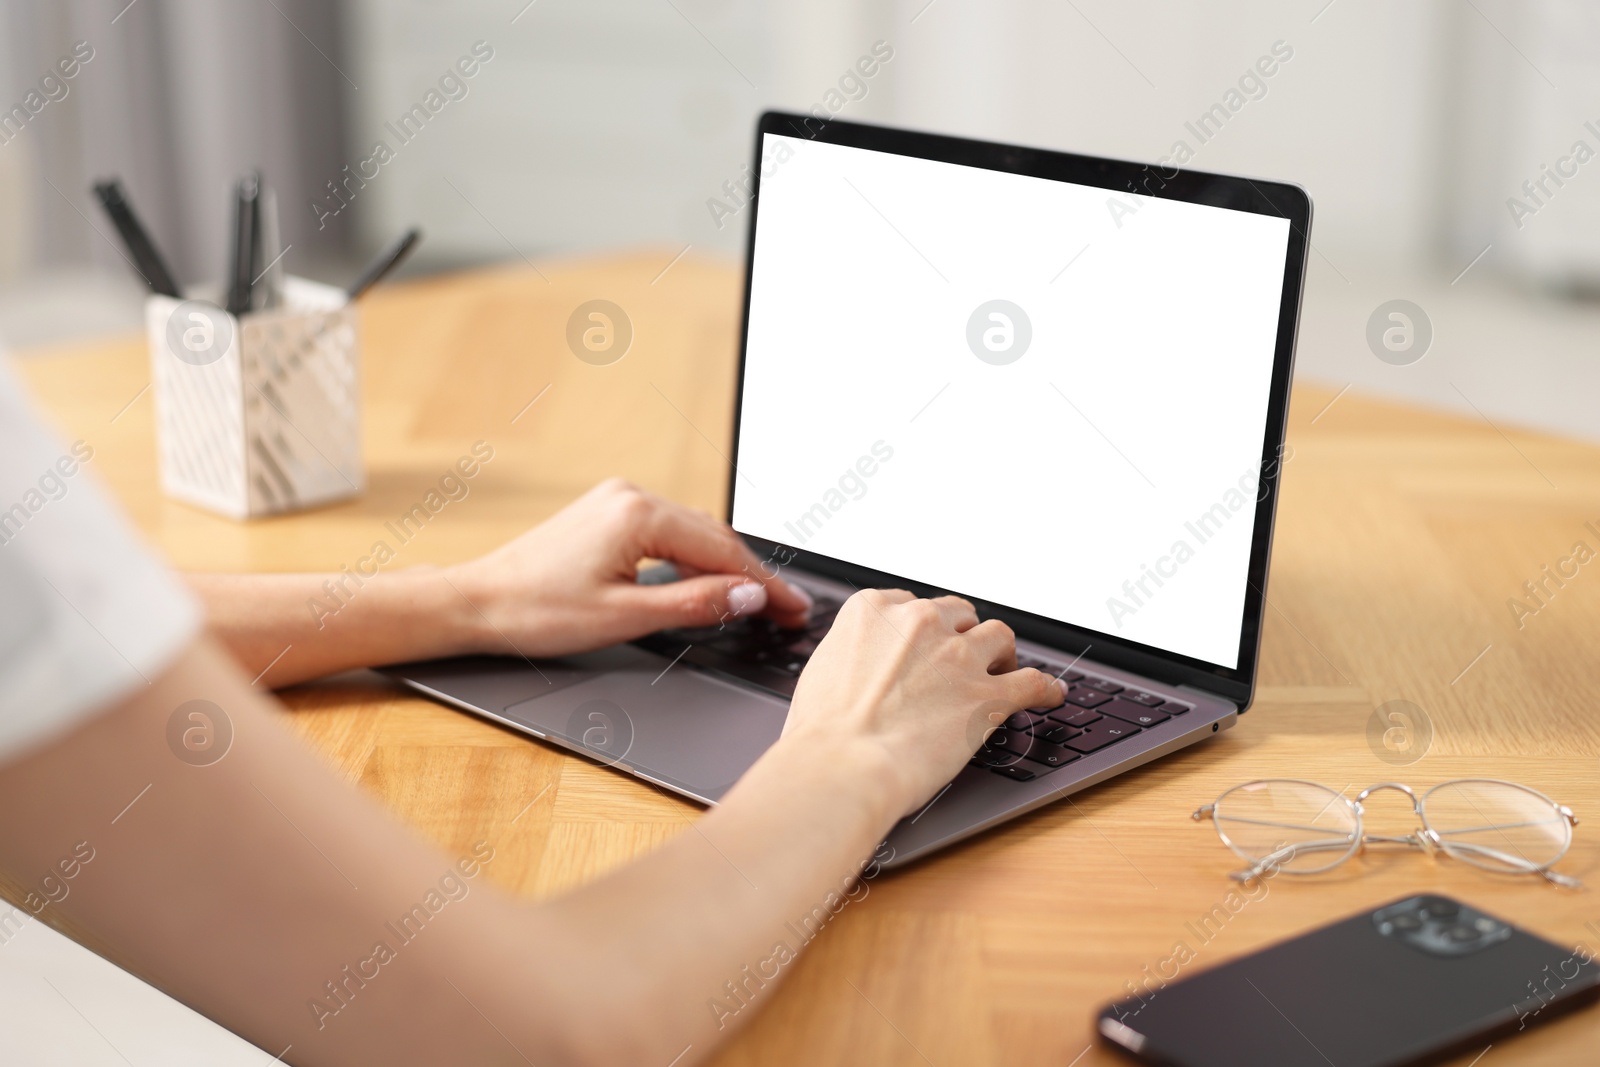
18,252,1600,1065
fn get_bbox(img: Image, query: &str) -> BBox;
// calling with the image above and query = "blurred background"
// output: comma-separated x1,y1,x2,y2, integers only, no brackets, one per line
3,0,1600,439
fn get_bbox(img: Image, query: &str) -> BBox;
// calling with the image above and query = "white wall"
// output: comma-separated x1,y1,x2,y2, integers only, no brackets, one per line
338,0,1476,280
884,0,1456,275
11,0,1596,287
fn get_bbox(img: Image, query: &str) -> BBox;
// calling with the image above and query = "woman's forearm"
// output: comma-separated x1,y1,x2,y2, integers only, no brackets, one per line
185,481,820,689
508,736,900,1062
186,569,489,686
0,637,904,1066
0,639,556,1065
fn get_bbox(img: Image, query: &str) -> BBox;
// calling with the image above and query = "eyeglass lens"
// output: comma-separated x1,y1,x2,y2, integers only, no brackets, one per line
1420,780,1572,876
1212,779,1359,874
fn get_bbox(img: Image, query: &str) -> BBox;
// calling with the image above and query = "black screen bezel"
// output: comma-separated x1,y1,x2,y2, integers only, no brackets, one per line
725,111,1312,708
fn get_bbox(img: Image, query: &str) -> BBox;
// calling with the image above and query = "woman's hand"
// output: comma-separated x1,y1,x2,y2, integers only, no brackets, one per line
449,478,813,658
779,589,1067,819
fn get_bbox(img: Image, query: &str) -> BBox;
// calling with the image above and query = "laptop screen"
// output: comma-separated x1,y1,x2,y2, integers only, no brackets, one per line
731,132,1293,670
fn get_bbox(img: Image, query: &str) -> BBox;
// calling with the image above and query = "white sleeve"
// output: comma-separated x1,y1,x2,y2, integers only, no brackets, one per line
0,357,201,761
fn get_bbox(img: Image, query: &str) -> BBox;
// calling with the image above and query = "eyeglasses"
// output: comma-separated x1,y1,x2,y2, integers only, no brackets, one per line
1192,778,1580,887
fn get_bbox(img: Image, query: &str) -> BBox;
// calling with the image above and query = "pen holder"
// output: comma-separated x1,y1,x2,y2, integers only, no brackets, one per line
145,275,364,519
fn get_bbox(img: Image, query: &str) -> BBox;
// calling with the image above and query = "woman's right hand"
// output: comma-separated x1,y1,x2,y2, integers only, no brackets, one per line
780,589,1067,819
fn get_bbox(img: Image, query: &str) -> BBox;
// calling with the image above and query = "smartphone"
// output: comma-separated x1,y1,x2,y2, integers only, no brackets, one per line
1097,894,1600,1067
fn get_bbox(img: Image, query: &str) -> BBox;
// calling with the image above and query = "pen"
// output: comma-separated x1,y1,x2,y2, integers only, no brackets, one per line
226,171,260,316
257,185,285,309
91,179,181,297
249,173,264,309
346,228,422,300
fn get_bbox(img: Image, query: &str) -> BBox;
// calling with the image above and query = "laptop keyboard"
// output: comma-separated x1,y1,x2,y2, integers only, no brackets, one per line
633,590,1190,782
976,652,1192,781
633,590,850,696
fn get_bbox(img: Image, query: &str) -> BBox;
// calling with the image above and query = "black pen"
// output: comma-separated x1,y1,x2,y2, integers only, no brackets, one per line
347,228,422,300
91,179,181,297
249,174,264,309
226,171,261,316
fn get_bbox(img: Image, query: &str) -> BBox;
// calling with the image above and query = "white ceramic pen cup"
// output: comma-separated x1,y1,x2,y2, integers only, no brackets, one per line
144,275,364,519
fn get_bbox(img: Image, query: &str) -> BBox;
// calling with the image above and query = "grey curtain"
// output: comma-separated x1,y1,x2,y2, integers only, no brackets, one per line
2,0,350,288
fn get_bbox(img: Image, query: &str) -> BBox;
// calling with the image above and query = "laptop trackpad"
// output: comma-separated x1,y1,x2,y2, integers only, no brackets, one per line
503,660,790,802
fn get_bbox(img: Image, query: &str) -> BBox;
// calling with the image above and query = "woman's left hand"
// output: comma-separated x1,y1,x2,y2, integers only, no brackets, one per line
448,478,812,658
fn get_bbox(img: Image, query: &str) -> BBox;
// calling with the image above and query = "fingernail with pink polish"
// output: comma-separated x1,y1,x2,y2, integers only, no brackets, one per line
728,581,768,617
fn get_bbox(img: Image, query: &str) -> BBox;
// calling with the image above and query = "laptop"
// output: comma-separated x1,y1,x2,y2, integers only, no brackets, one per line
388,112,1312,868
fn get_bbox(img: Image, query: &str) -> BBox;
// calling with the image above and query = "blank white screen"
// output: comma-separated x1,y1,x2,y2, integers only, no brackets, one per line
732,134,1291,668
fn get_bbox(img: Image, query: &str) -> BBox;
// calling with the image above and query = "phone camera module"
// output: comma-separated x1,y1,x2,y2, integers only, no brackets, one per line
1418,897,1459,919
1373,896,1512,957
